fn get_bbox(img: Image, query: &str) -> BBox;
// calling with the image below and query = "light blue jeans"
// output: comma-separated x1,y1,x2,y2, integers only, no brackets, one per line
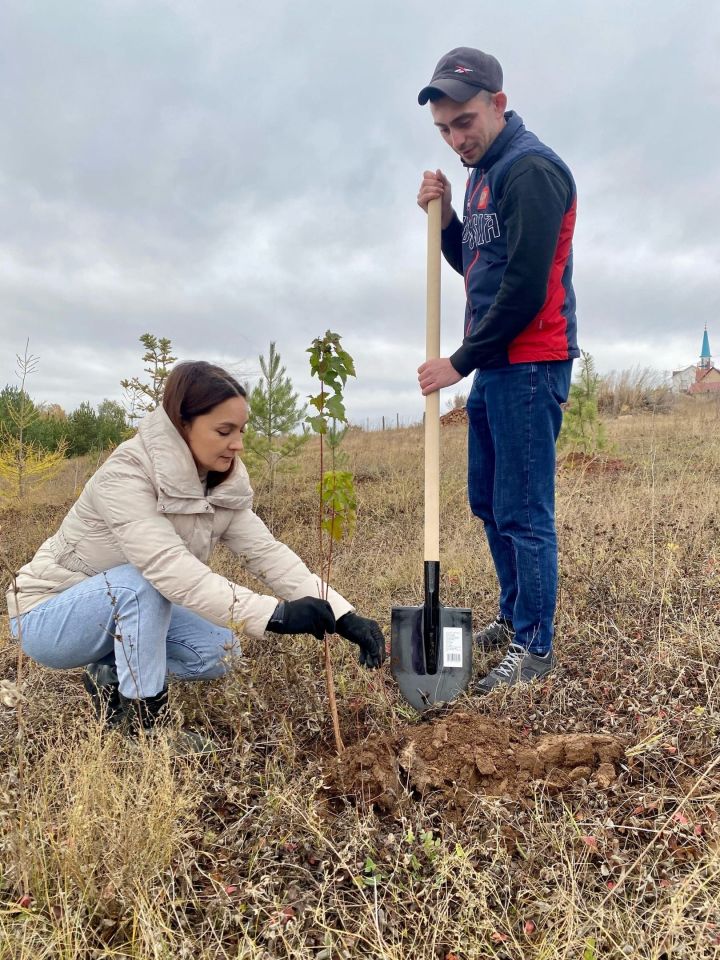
10,564,237,699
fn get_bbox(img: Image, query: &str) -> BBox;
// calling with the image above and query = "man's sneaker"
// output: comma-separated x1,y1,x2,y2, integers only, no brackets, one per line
474,616,515,650
474,643,555,695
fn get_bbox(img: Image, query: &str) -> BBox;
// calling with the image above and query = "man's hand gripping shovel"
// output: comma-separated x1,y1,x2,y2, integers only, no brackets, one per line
390,198,473,713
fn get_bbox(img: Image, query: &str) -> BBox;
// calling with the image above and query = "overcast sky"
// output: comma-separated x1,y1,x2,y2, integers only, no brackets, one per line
1,0,718,424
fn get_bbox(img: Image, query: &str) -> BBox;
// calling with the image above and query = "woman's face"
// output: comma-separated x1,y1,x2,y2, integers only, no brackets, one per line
183,395,249,473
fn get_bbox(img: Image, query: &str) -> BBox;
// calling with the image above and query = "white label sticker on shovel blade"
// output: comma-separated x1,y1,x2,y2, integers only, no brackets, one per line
442,627,463,668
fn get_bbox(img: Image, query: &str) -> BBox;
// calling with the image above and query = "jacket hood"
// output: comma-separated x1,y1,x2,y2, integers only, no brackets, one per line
137,406,253,514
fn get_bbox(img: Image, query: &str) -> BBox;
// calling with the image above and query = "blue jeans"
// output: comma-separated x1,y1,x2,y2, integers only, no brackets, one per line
466,361,572,654
10,564,237,699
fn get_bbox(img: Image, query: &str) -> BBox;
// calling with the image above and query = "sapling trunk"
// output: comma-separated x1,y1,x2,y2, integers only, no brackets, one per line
317,384,344,754
306,332,357,756
322,500,344,753
324,634,344,754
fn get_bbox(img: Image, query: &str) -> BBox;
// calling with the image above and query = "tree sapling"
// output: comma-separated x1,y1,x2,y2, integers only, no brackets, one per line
306,331,357,753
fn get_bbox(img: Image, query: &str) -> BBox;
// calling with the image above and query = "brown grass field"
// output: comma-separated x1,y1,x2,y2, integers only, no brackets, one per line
0,397,719,959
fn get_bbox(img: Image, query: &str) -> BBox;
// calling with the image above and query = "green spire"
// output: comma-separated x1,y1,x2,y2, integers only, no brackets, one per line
701,328,712,359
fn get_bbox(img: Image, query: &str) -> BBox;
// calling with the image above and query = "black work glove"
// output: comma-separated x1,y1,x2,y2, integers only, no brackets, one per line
266,597,336,641
336,612,386,669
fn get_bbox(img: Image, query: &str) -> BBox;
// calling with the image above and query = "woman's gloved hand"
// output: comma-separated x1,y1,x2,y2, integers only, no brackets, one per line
266,598,336,641
336,612,386,669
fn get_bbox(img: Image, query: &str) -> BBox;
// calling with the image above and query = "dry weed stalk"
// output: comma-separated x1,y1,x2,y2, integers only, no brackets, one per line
0,527,30,892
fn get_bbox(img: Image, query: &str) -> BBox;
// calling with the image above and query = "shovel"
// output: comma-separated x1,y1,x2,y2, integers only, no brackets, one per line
390,197,473,712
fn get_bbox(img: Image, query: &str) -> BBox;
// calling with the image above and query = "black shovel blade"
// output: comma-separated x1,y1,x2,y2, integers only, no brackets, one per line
390,603,473,713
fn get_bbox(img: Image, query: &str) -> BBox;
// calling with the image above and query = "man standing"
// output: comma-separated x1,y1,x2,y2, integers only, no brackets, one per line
416,47,578,693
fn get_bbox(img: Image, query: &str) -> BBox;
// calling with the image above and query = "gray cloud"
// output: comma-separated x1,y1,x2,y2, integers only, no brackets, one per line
1,0,718,420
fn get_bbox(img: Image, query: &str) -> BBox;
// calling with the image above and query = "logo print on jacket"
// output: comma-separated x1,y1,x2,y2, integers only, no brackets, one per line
477,186,490,210
462,212,500,250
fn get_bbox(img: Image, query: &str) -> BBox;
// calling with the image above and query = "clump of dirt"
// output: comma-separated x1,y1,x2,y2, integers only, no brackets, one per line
327,711,624,816
560,452,627,475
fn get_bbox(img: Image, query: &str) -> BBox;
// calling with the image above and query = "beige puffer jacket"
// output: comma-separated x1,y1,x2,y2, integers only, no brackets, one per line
5,406,353,634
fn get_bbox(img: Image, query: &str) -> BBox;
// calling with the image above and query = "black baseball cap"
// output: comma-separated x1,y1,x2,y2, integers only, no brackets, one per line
418,47,503,105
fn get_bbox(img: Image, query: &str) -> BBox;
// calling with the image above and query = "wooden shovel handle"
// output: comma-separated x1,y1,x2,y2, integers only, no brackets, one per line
424,198,441,563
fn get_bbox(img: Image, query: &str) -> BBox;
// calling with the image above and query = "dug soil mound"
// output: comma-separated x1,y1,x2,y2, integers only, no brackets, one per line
439,407,468,426
327,711,624,817
560,451,627,475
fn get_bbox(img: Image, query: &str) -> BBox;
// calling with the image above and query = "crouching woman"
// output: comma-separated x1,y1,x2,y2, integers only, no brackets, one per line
6,361,385,736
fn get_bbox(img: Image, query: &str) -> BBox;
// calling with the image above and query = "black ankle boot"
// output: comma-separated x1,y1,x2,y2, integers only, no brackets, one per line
118,688,169,735
83,662,123,726
118,688,216,754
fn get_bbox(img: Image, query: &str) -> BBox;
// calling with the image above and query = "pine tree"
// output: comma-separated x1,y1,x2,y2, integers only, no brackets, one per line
559,351,607,454
0,435,67,500
67,402,99,456
120,333,177,422
96,399,130,449
244,343,307,520
27,405,68,452
0,386,33,439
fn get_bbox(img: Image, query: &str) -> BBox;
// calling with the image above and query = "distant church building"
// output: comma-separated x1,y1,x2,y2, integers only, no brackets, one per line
672,329,720,394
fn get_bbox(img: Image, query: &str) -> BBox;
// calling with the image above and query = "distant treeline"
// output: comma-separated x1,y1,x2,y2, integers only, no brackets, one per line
0,386,129,458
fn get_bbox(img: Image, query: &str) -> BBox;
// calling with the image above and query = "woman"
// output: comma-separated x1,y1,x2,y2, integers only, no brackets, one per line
7,361,385,735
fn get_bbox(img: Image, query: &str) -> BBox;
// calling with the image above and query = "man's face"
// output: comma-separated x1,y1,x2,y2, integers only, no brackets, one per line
430,91,507,166
183,395,248,474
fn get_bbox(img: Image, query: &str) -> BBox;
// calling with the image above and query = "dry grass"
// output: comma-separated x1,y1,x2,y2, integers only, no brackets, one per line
597,367,677,417
0,399,718,958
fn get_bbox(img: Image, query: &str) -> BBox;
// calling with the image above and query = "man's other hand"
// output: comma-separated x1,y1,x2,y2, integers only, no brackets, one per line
418,358,463,395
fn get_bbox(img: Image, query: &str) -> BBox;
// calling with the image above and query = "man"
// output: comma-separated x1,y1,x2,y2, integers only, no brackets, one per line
416,47,578,693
